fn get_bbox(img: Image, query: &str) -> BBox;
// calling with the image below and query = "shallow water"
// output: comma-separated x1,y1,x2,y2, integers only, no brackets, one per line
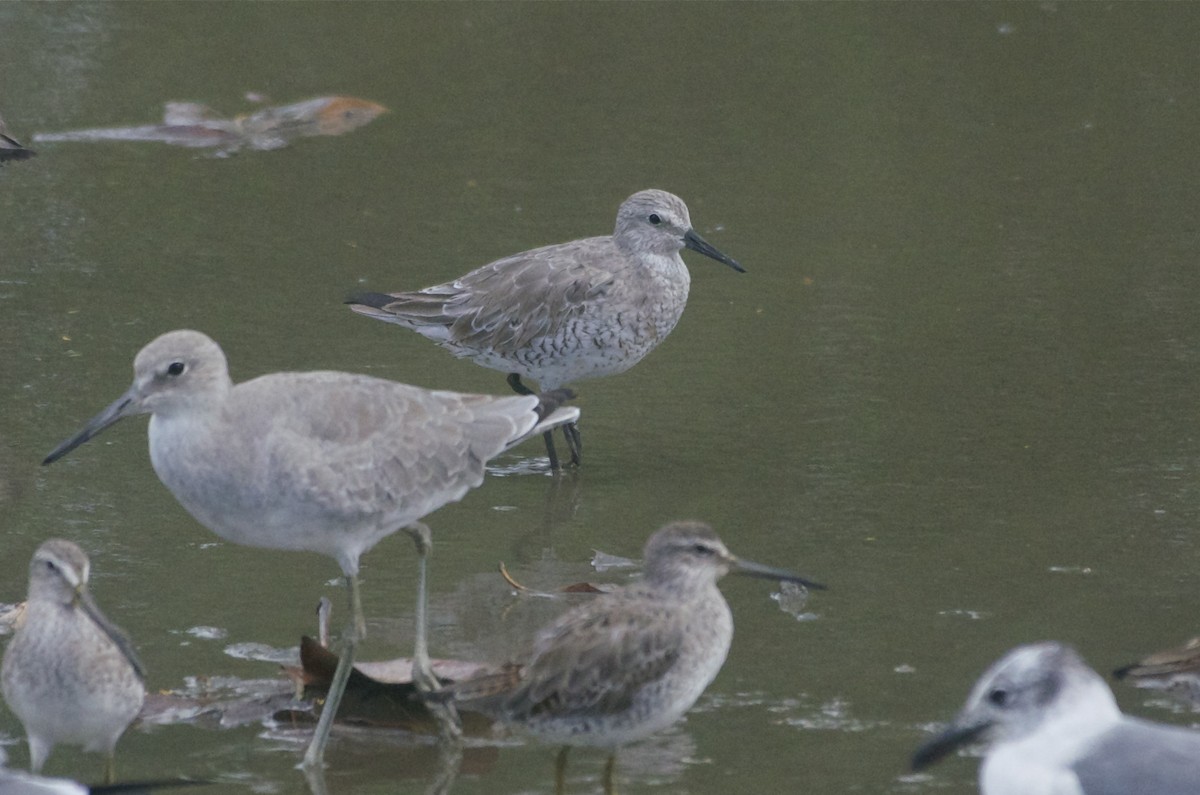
4,3,1200,793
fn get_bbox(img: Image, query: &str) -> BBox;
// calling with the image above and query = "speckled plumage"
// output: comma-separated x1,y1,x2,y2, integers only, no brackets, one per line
350,190,742,388
348,189,743,466
1,539,145,777
449,521,822,769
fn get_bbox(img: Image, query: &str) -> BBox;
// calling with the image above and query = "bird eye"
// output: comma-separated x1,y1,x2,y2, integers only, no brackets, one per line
42,559,57,572
692,543,714,556
987,688,1010,707
648,213,662,225
166,361,186,377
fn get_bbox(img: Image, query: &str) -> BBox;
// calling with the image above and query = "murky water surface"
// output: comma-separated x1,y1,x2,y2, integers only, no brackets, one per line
4,4,1200,793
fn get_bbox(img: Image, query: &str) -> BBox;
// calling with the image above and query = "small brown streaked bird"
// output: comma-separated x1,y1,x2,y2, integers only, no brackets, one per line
1,539,145,783
1113,635,1200,704
441,521,823,793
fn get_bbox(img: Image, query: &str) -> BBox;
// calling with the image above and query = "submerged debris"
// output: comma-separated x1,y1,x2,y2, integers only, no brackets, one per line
498,562,608,597
32,95,386,155
277,636,499,735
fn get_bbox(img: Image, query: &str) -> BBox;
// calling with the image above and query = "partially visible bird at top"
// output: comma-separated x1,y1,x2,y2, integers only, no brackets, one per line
347,189,745,469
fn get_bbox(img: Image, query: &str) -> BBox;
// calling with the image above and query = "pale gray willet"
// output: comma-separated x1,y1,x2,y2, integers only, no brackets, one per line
439,521,823,794
912,641,1200,795
40,329,579,769
347,189,744,469
1,540,145,783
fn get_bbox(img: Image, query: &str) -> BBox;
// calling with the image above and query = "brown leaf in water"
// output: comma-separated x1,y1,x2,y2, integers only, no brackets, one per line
560,581,607,593
277,636,498,735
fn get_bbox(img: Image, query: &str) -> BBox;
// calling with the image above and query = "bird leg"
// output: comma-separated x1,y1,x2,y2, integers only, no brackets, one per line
103,752,117,785
405,522,464,744
507,373,560,469
507,373,576,470
555,746,570,795
603,753,618,795
300,574,362,770
506,372,535,396
543,430,562,471
561,421,582,466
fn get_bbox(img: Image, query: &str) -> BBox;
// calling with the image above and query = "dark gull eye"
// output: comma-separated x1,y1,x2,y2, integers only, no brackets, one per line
167,361,186,377
988,688,1010,707
648,213,662,225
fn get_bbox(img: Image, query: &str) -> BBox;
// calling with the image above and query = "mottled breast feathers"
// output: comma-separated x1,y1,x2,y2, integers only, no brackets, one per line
380,237,620,355
502,589,684,720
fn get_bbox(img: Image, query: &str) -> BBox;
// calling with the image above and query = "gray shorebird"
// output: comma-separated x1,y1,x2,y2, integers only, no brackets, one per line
1,539,145,783
347,189,744,469
912,641,1200,795
442,521,823,793
41,329,579,768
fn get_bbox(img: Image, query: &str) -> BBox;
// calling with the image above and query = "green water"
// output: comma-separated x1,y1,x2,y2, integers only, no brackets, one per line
4,3,1200,793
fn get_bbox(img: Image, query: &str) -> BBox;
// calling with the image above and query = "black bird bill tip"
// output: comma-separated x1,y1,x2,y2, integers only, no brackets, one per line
683,228,745,273
731,556,826,591
42,393,136,466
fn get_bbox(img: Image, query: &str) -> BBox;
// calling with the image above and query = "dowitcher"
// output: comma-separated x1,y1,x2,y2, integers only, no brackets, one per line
41,329,579,767
347,189,744,468
1,539,145,783
444,520,822,792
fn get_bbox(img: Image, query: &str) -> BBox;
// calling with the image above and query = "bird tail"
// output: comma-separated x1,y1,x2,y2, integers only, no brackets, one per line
535,388,577,420
531,388,579,436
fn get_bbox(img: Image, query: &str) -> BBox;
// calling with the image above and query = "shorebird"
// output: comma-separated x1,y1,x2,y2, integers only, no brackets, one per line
347,189,744,469
1,539,145,783
1113,635,1200,704
41,329,579,768
912,641,1200,795
442,521,823,793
